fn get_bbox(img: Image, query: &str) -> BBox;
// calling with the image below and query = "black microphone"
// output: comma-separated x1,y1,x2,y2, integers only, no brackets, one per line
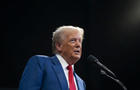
87,55,116,78
88,55,127,90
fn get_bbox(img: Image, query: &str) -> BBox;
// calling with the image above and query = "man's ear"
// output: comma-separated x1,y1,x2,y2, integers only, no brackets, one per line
55,42,62,52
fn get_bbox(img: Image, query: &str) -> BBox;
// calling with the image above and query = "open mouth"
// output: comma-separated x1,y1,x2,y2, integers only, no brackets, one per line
74,50,80,54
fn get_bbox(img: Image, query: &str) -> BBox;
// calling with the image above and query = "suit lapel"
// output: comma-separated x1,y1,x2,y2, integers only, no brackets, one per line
51,56,69,90
74,72,85,90
74,72,80,90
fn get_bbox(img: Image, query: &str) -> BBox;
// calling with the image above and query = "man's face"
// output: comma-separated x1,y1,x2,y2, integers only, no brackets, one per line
58,29,83,65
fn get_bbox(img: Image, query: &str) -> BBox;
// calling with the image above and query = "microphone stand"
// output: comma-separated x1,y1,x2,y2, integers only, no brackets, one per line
100,70,127,90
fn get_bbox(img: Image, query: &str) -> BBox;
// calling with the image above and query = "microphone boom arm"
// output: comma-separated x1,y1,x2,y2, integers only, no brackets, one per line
100,70,127,90
96,61,117,78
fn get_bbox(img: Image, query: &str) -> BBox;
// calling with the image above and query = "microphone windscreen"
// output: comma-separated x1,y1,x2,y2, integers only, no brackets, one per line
87,55,98,63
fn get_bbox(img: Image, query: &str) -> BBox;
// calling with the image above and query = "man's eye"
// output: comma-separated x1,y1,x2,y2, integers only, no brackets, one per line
70,39,76,43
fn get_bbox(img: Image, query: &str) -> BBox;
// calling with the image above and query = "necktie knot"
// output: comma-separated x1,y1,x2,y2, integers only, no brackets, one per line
67,65,72,70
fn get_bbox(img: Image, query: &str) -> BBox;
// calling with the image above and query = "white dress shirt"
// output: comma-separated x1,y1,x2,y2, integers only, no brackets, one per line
56,54,78,90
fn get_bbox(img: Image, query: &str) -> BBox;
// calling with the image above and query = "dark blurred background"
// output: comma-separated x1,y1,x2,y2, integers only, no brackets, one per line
1,0,140,90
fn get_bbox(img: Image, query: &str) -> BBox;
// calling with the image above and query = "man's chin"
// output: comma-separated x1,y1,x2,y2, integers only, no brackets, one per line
73,55,81,60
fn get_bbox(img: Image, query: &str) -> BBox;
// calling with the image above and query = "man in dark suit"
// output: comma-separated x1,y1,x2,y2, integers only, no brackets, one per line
19,26,86,90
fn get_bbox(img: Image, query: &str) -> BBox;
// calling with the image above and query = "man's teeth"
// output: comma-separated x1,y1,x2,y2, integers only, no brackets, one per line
75,51,79,53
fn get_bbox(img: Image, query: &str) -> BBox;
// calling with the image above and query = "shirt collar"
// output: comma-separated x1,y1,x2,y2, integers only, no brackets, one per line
56,54,74,70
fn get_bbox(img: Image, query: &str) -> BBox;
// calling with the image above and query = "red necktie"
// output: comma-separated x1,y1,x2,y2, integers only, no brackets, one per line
67,65,76,90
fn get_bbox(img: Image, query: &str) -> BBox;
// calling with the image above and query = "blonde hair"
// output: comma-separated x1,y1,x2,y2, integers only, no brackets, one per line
52,25,84,54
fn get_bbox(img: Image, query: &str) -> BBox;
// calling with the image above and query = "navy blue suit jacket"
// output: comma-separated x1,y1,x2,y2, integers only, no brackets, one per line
19,55,86,90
